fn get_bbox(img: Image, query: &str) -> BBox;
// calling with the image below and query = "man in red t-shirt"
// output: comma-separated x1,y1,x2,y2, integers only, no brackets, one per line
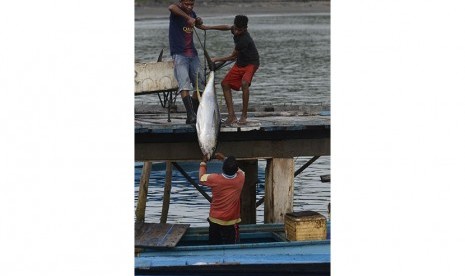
199,152,245,244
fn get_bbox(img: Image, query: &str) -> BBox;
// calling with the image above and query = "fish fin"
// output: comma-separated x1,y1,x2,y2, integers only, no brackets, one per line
156,49,164,62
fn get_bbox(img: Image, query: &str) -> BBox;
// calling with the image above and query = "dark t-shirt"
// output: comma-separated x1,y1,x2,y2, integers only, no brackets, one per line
234,32,260,67
169,9,198,57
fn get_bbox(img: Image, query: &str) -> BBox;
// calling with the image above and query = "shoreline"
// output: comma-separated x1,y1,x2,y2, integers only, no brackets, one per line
135,1,330,20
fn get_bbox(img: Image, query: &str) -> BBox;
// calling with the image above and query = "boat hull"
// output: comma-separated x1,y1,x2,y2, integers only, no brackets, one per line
135,223,330,275
136,263,329,275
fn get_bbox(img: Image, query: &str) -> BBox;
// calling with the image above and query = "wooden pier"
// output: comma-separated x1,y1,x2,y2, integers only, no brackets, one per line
135,111,329,159
135,109,330,224
134,60,330,224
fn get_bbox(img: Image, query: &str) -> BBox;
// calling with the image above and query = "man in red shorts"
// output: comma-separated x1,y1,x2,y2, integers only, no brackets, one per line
211,15,260,125
199,152,245,245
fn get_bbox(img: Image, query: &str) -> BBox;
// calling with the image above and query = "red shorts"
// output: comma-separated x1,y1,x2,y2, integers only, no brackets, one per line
222,64,259,91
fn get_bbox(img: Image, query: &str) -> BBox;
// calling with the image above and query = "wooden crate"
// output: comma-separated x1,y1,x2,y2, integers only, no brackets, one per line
285,211,327,241
135,60,178,94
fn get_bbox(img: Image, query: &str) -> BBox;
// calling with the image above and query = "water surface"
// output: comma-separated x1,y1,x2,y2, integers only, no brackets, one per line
135,13,330,106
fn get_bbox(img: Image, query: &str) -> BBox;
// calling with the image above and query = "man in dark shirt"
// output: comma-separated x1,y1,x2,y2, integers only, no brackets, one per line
168,0,226,124
211,15,260,126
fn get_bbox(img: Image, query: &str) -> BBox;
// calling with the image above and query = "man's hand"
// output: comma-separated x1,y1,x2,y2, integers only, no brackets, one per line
195,17,203,26
202,154,209,163
214,152,225,160
187,17,196,27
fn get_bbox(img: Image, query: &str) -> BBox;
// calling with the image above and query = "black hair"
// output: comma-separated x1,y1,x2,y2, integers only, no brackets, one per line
234,15,248,29
222,156,238,176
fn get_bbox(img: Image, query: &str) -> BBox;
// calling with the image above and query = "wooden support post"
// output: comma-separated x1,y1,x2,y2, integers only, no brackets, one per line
238,160,258,224
160,161,172,223
264,158,294,223
135,161,152,223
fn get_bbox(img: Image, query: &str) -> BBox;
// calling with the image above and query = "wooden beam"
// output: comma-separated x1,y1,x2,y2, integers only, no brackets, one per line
135,161,152,223
294,156,320,177
172,162,211,202
135,138,330,161
264,158,294,223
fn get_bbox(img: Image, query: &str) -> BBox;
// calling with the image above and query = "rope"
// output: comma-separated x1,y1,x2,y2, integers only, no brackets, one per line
204,29,207,81
193,27,234,72
196,70,201,100
193,27,214,71
193,27,206,53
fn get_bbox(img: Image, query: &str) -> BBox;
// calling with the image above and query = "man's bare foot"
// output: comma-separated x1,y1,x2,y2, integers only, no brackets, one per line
222,117,238,126
238,116,247,125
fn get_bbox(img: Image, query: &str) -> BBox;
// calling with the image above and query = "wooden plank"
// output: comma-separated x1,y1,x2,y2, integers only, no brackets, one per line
135,61,178,94
135,223,190,248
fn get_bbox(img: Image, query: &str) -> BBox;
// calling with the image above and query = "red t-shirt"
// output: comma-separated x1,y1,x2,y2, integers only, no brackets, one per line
199,169,245,225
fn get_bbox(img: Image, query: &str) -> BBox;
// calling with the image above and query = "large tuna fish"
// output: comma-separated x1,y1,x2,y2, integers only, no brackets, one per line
196,71,220,160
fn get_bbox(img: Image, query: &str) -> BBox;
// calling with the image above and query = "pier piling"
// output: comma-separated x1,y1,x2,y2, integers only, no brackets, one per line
264,158,294,223
135,161,152,223
160,161,172,223
238,160,258,224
